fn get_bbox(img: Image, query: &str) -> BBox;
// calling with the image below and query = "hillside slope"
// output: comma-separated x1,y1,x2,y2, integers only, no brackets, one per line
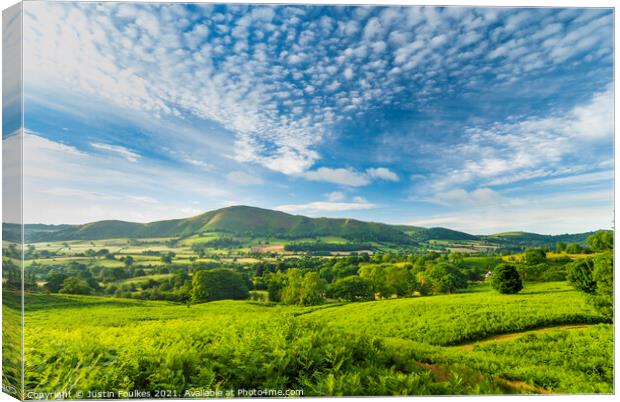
17,205,602,246
27,206,414,244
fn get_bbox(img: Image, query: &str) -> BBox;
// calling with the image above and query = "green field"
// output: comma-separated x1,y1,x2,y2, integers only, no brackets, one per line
3,210,613,398
13,281,611,397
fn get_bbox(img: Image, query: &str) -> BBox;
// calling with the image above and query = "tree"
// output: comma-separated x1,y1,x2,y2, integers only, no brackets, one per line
191,269,249,303
587,230,613,252
523,248,546,265
124,255,134,267
299,272,327,306
384,265,415,297
281,268,304,305
567,259,596,294
556,242,567,252
358,264,388,297
565,243,584,254
161,252,175,264
45,271,68,293
329,276,373,302
414,271,432,296
425,263,467,294
266,271,287,302
59,277,93,295
491,264,523,294
97,248,110,257
591,252,613,320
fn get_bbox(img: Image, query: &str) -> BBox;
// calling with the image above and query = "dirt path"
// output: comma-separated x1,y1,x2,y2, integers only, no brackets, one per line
455,324,592,351
414,361,555,394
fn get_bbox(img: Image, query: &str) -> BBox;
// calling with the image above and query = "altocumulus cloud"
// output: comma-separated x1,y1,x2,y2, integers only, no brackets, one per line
22,3,612,183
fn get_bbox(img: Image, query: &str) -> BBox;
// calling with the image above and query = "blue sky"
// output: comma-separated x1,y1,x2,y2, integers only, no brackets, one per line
11,2,613,234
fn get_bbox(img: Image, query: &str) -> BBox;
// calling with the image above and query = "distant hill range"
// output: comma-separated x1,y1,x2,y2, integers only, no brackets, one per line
3,205,599,247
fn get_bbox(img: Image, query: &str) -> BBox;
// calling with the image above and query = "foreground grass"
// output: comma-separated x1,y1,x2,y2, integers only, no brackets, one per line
15,282,612,397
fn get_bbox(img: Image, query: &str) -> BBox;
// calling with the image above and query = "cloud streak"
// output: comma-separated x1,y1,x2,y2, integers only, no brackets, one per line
91,142,141,163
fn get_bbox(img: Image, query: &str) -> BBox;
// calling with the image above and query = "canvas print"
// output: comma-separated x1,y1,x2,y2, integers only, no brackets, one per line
2,1,614,399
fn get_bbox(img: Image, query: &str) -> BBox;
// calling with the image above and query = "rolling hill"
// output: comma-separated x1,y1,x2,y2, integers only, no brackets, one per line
481,231,595,247
20,206,414,244
10,205,600,247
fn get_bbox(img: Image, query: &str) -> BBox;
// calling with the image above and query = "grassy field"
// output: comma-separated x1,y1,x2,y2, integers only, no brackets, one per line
15,281,612,397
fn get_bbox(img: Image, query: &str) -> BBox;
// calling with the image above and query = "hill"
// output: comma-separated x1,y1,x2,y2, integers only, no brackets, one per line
24,206,414,244
482,231,595,247
14,205,601,248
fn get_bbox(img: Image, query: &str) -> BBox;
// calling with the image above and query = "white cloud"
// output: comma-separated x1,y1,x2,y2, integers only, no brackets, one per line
91,142,140,162
302,166,399,186
326,191,345,202
537,170,612,186
420,87,613,194
366,167,399,182
343,67,354,80
276,194,376,216
19,133,230,224
226,171,264,186
302,167,370,186
184,158,215,171
422,187,503,207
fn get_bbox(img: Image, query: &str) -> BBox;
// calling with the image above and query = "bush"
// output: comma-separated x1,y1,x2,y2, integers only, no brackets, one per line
567,259,596,294
490,264,523,294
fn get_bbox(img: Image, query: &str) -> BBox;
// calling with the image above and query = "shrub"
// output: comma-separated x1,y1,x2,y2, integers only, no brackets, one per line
490,264,523,294
567,259,596,294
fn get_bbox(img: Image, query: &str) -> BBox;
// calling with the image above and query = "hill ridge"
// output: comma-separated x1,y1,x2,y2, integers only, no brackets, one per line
4,205,599,246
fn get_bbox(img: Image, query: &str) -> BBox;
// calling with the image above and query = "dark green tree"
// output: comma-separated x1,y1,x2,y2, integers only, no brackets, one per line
425,262,467,294
523,248,546,265
59,277,93,295
191,269,249,303
329,276,373,301
491,264,523,294
123,255,134,267
45,271,68,293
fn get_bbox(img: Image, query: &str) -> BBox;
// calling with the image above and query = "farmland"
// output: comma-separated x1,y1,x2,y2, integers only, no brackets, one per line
1,207,614,397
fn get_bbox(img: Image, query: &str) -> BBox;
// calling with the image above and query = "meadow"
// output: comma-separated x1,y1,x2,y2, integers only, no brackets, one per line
2,211,614,398
13,281,612,397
